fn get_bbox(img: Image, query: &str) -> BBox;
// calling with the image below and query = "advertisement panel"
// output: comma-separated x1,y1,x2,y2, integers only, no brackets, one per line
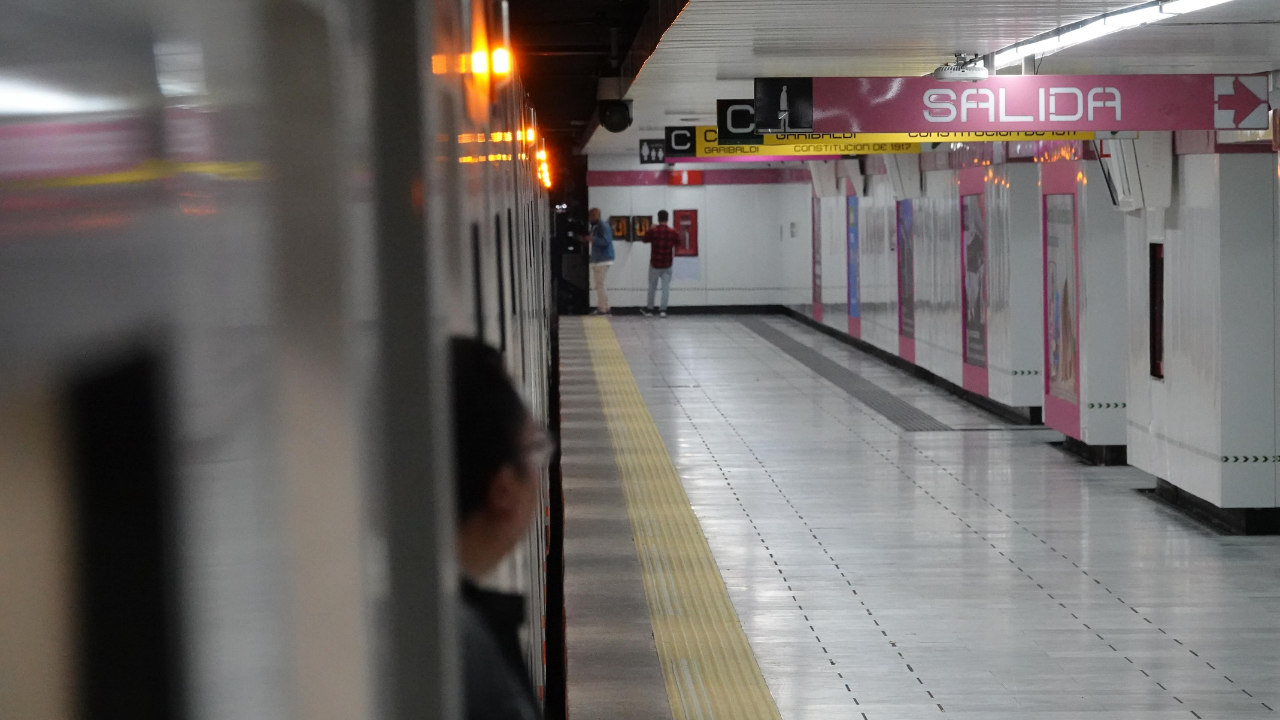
813,74,1268,133
1045,194,1079,404
847,194,860,337
961,193,987,369
811,195,823,322
896,199,915,362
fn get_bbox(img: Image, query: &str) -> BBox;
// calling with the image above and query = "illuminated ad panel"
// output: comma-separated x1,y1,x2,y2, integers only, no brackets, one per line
1041,162,1082,440
959,167,989,397
846,193,860,338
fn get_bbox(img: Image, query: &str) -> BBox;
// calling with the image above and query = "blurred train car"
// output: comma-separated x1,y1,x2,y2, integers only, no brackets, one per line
0,0,553,718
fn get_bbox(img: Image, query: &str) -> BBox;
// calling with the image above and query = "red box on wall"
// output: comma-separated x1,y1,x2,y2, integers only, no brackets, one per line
668,169,703,186
672,209,698,256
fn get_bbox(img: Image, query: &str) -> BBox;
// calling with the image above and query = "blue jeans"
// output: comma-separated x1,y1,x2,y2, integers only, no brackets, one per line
647,266,672,311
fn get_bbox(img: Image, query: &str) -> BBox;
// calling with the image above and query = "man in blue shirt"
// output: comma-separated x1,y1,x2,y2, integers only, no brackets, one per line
585,208,615,315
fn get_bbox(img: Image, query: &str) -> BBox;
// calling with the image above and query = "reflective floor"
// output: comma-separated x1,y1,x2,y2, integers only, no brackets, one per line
610,315,1280,720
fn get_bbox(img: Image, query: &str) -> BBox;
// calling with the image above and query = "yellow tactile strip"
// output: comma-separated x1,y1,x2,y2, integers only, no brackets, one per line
582,317,782,720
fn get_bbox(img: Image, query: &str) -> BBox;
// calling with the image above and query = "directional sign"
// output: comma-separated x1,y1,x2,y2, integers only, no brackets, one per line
695,127,919,158
812,75,1265,133
1214,76,1269,129
767,130,1095,143
664,126,696,158
756,78,813,133
639,138,665,164
717,99,758,144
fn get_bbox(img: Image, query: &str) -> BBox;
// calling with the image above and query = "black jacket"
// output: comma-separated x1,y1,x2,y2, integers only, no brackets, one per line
461,581,540,720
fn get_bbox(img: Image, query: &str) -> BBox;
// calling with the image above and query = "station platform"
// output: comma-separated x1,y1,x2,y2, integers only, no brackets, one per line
560,314,1280,720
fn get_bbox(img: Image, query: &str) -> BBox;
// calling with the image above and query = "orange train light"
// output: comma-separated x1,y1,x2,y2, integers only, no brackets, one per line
492,47,511,75
470,49,488,75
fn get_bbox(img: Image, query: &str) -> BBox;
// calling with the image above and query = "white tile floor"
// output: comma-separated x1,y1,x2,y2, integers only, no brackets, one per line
611,315,1280,720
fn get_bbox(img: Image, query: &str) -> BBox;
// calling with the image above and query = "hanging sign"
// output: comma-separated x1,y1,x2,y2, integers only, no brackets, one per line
811,75,1269,133
755,78,814,132
695,127,920,157
848,130,1095,142
639,138,665,164
717,99,759,143
664,126,696,158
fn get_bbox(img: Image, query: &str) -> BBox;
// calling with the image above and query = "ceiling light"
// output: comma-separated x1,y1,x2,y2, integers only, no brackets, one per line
1161,0,1233,12
1105,6,1164,26
0,78,131,115
993,0,1240,69
1058,20,1121,47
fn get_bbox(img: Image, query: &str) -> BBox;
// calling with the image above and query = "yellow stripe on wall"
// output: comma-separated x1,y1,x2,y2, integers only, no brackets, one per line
582,317,781,720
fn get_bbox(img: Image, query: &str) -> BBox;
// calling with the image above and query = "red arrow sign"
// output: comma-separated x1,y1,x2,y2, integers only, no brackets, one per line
1215,76,1269,129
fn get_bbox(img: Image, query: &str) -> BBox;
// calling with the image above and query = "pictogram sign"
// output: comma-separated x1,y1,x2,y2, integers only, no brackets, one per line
1213,76,1269,129
639,138,666,164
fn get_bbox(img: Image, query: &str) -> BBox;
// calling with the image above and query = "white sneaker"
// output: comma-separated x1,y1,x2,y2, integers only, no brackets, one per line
639,307,653,317
659,311,667,318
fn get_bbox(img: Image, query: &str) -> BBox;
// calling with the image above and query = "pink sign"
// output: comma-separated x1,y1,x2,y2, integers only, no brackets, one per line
814,75,1270,133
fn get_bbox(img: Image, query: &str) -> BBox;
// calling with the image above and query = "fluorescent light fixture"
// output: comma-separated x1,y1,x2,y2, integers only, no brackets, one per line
0,78,131,116
1105,6,1164,27
1161,0,1233,12
1058,21,1119,47
992,0,1239,68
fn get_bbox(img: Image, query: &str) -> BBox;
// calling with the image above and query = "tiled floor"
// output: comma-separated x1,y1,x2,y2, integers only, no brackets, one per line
607,314,1280,720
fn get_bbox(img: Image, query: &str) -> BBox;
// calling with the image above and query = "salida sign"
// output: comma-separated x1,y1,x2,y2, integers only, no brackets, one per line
812,75,1270,134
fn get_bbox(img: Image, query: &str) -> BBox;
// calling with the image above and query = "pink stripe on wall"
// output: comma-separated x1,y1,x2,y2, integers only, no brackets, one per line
586,170,669,186
587,168,811,187
708,167,811,185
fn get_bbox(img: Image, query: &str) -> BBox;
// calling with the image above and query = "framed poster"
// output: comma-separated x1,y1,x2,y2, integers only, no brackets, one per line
960,189,989,394
632,215,652,240
673,209,698,256
961,192,988,360
811,196,823,322
846,194,860,337
608,215,631,242
1045,194,1079,404
896,199,915,362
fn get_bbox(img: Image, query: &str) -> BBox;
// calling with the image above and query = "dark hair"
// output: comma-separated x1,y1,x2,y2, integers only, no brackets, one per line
657,209,669,222
451,337,529,519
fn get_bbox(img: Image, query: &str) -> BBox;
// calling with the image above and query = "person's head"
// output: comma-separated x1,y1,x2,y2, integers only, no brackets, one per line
657,209,669,225
451,337,549,579
588,208,601,223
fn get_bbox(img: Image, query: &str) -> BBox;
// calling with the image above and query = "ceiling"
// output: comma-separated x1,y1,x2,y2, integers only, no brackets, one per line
509,1,649,145
587,0,1280,154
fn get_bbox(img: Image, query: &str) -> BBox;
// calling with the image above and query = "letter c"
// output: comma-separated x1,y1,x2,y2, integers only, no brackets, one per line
671,129,692,150
726,104,755,133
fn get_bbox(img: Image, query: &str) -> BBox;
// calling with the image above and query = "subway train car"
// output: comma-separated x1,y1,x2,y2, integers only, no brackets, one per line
0,0,552,718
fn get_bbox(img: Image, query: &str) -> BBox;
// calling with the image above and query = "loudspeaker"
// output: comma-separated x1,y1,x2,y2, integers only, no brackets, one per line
598,100,632,133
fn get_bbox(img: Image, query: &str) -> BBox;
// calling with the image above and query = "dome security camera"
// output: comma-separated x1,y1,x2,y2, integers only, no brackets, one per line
933,54,989,82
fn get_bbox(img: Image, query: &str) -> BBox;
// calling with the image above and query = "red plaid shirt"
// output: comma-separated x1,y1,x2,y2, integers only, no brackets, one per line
643,223,679,269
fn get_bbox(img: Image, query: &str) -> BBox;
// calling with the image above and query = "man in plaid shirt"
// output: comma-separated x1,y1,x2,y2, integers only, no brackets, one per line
640,209,679,317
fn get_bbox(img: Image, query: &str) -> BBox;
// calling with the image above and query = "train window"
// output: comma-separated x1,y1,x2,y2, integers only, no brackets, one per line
472,222,485,341
495,213,506,353
68,353,184,720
